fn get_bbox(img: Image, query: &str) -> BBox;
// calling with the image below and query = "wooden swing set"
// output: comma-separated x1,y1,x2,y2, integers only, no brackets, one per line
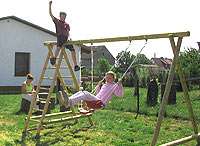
22,31,200,145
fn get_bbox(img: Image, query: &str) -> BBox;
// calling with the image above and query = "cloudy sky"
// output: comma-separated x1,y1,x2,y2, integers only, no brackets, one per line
1,0,199,58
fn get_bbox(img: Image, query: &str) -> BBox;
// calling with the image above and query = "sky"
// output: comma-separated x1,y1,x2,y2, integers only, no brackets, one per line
1,0,200,59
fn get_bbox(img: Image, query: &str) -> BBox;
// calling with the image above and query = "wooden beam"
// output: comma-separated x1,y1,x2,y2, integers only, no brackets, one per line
170,36,200,144
43,113,92,124
161,133,200,146
30,111,73,119
44,31,190,46
151,37,183,146
29,119,40,123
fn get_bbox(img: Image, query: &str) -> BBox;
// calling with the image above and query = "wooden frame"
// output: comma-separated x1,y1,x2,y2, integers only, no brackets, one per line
44,31,190,45
23,31,199,145
22,44,93,140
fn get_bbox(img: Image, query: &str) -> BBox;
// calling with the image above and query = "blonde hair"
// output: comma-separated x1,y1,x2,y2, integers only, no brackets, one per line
106,71,116,79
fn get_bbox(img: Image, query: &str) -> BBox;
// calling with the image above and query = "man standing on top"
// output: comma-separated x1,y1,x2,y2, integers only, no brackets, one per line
49,1,80,71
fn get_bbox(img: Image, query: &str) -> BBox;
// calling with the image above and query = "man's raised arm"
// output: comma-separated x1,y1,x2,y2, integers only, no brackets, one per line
49,1,54,20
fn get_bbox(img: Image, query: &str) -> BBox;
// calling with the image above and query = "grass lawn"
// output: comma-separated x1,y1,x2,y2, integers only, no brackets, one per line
0,88,199,146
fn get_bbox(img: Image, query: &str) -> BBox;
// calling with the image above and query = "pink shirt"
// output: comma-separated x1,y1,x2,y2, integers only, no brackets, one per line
95,82,124,105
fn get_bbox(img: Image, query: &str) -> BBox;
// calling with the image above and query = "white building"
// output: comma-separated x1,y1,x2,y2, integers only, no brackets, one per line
0,16,81,93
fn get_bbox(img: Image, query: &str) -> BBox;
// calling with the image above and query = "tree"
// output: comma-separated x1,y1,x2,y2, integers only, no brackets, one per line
115,50,151,87
95,58,111,77
179,47,200,89
115,51,151,73
135,54,152,65
179,47,200,78
115,51,135,73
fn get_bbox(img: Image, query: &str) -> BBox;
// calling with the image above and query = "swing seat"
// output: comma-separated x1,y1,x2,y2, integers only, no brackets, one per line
79,108,94,114
79,100,104,114
86,100,104,109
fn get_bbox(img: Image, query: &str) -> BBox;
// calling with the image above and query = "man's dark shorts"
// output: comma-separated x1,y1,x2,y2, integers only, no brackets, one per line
57,35,75,51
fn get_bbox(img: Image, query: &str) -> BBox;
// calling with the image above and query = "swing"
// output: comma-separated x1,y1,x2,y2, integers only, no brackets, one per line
88,40,134,94
79,100,103,114
79,40,148,114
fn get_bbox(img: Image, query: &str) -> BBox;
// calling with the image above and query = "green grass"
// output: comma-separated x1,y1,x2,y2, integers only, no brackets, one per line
0,88,199,146
107,88,200,120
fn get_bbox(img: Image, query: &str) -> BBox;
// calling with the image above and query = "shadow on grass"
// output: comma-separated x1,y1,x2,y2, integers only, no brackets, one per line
14,121,93,146
35,125,93,146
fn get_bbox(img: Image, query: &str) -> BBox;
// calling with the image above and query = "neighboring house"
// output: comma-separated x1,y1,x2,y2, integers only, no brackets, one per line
138,64,161,76
151,57,172,70
0,16,87,93
81,45,115,69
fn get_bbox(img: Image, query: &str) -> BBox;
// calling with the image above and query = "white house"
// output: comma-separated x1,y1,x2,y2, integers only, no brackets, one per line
0,16,81,93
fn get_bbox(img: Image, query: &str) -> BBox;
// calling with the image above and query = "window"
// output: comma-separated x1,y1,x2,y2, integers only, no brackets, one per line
15,52,30,76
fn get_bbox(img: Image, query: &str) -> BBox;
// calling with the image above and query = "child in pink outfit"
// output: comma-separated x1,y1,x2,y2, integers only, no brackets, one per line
59,71,124,109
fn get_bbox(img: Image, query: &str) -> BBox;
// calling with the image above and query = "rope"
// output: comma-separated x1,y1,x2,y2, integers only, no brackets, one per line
120,40,148,80
89,40,148,94
110,41,133,71
90,44,94,90
134,79,140,119
90,41,133,93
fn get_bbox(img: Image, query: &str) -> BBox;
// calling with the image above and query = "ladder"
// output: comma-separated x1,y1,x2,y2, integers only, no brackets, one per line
22,43,93,140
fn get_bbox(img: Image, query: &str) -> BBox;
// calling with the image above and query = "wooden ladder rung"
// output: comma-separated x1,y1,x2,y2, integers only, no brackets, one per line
43,76,72,80
38,92,48,95
33,108,44,112
42,77,54,80
43,113,92,124
38,97,54,101
47,66,68,69
39,87,49,91
60,76,73,79
31,111,73,119
39,100,51,104
38,98,46,101
56,57,65,59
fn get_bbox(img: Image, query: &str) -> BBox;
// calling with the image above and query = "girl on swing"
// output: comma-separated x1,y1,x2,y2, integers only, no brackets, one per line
59,71,124,110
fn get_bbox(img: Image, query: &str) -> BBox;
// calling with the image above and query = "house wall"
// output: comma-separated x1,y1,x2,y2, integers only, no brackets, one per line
0,18,80,92
81,46,115,69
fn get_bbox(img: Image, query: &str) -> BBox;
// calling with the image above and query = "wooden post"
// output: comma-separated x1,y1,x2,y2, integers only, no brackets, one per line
47,47,70,93
161,133,200,146
170,37,200,144
62,49,80,91
22,50,51,135
91,45,94,90
151,37,182,146
35,48,64,138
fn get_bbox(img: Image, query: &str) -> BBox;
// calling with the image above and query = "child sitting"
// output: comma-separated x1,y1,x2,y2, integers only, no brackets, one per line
17,74,38,114
58,71,124,110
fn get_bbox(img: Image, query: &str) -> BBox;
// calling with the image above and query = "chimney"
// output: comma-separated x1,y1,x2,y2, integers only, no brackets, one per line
154,52,156,58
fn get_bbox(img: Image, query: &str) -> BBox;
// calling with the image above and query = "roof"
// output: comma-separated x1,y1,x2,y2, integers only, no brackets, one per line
81,45,93,54
151,57,172,69
92,45,115,60
0,16,56,36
